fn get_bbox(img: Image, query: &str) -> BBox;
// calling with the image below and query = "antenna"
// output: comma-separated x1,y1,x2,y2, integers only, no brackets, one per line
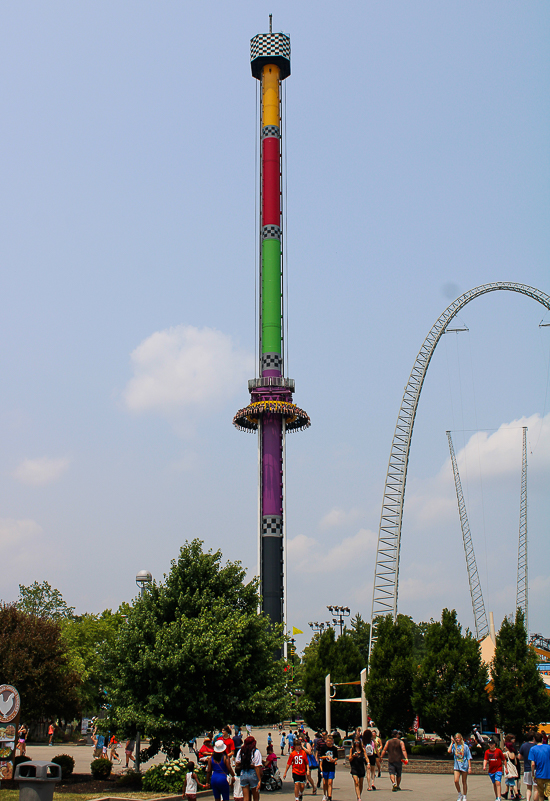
269,14,272,33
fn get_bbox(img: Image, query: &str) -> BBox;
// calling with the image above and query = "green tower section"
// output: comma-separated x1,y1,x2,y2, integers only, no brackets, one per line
261,237,282,355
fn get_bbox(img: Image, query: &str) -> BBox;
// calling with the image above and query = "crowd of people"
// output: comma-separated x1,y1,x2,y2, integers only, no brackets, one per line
187,725,550,801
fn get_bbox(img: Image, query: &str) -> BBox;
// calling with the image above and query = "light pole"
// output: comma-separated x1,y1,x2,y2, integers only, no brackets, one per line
327,606,350,637
134,570,152,772
308,621,332,635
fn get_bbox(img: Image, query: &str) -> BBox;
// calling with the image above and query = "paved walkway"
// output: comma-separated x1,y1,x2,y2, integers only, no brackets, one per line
24,729,499,800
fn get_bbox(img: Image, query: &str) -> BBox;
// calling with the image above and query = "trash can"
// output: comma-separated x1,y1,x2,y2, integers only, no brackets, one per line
342,739,353,762
14,760,62,801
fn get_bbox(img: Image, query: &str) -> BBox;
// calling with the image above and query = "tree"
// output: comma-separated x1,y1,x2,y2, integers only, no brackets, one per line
102,540,290,745
412,608,488,738
60,610,125,714
17,581,75,620
349,613,370,665
492,609,550,735
0,604,81,722
365,614,415,736
301,627,364,732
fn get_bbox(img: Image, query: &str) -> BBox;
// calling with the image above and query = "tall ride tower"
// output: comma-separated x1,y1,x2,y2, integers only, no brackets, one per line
233,21,310,630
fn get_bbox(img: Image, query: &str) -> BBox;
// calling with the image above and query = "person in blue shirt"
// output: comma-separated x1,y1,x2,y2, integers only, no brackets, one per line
530,732,550,801
287,731,295,754
447,733,472,801
518,733,537,801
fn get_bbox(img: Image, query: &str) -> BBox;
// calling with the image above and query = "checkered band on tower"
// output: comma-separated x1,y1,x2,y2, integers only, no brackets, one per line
261,352,283,371
262,515,283,536
250,32,291,80
262,125,281,139
262,224,281,241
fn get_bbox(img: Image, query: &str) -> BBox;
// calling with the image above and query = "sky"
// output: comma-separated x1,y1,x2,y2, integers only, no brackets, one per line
1,1,549,653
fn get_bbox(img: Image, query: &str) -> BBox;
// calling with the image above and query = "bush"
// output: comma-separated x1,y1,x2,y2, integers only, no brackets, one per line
90,758,112,778
52,754,75,779
142,758,205,794
117,769,143,788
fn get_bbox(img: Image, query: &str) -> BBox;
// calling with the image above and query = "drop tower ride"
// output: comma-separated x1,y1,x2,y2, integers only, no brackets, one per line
233,20,310,631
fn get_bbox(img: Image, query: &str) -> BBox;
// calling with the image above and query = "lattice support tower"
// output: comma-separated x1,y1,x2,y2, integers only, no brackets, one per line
368,283,550,660
446,430,489,639
516,426,528,631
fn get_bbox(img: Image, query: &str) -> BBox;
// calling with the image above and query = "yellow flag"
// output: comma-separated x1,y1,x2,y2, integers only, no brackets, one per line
292,626,303,635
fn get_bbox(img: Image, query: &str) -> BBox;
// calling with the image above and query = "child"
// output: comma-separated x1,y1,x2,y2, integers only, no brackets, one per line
233,766,243,801
484,739,509,801
185,760,205,801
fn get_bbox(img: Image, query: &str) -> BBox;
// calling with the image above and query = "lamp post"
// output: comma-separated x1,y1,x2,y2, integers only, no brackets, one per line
134,570,152,772
327,606,350,637
308,621,332,634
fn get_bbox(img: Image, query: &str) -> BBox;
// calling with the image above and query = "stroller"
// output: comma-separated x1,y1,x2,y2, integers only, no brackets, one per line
261,764,283,792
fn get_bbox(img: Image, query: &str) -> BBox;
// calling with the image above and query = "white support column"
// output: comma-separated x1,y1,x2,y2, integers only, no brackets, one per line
325,674,331,733
360,668,367,732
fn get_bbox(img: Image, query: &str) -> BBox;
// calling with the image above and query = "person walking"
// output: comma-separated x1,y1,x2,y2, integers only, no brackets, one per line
373,731,383,779
483,738,509,801
288,731,295,754
314,732,325,789
235,736,263,801
363,730,377,791
206,742,235,801
448,733,472,801
125,738,135,767
519,732,538,801
48,722,55,745
185,760,206,801
283,739,308,801
280,732,287,757
381,731,408,792
307,743,319,795
349,735,367,799
530,733,550,801
16,724,28,757
504,741,520,800
317,734,338,801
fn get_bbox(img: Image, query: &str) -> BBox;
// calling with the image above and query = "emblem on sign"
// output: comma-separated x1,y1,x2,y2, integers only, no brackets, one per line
0,685,21,722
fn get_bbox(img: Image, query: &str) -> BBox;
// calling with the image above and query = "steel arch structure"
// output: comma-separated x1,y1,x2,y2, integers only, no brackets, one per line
369,282,550,646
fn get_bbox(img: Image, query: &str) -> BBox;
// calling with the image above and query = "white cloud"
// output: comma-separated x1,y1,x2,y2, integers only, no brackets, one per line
13,457,70,486
123,325,253,415
288,528,377,575
0,518,43,544
319,507,363,530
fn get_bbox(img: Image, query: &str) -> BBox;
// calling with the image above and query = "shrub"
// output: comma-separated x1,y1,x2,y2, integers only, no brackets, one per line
117,769,143,788
142,758,199,794
52,754,75,779
90,758,112,778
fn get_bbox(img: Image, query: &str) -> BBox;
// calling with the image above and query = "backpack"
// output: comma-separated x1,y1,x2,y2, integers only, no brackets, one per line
365,743,374,756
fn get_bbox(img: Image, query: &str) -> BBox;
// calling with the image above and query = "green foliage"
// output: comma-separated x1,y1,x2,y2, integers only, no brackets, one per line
492,608,550,734
116,769,143,788
365,614,415,736
16,581,75,620
0,603,81,721
412,608,488,738
51,754,75,779
302,627,364,732
60,610,124,713
103,539,289,741
90,758,112,778
142,758,200,793
349,614,370,664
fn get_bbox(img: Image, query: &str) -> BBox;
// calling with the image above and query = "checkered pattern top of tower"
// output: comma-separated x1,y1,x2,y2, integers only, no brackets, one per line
250,32,291,80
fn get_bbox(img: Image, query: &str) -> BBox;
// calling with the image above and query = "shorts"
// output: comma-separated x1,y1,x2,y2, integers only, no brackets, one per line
389,762,403,777
292,773,307,784
523,771,533,786
239,769,259,789
505,778,517,787
536,778,550,800
489,771,503,784
368,755,377,767
185,794,197,801
322,771,335,780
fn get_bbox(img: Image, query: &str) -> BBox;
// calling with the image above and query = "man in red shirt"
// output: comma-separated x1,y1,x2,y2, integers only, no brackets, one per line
221,727,235,758
283,739,308,801
483,739,508,801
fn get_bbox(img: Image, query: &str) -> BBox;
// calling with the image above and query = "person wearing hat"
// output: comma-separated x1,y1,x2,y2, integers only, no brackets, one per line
206,740,235,801
199,737,215,767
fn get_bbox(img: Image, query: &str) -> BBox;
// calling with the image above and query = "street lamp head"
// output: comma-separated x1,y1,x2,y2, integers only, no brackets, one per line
136,570,152,586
